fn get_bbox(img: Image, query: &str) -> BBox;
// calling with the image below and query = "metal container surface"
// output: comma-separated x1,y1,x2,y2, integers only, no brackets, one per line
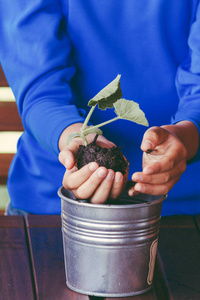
58,186,166,297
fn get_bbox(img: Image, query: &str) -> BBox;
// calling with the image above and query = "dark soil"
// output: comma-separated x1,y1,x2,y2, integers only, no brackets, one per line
77,135,128,174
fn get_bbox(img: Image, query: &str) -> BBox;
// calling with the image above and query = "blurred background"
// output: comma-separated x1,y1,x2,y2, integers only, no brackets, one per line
0,66,22,214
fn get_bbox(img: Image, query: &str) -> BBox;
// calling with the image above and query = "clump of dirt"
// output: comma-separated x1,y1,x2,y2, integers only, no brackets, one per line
77,135,128,174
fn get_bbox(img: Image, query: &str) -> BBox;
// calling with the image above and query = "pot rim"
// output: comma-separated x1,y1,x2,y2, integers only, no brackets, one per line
58,186,167,209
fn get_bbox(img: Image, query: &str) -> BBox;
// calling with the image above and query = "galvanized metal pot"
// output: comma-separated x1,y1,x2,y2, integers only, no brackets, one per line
58,184,166,297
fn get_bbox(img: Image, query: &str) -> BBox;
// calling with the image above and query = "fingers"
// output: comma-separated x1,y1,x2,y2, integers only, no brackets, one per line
132,160,186,184
142,152,185,175
90,169,115,204
141,127,187,176
130,176,180,196
63,162,99,189
109,172,124,199
90,171,124,203
75,167,109,200
63,162,126,203
141,126,169,152
59,141,80,169
130,160,186,196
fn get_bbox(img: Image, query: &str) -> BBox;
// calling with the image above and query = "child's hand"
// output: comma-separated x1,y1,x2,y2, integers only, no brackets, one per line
129,126,187,196
59,134,128,203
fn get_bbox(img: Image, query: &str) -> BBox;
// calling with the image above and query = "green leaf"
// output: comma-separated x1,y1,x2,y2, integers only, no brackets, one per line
88,74,122,110
114,98,149,126
66,132,81,145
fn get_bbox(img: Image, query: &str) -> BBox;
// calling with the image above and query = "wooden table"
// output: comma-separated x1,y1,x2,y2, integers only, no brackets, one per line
0,215,200,300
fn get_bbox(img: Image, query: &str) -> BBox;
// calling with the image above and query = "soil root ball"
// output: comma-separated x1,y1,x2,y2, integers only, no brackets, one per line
77,135,128,174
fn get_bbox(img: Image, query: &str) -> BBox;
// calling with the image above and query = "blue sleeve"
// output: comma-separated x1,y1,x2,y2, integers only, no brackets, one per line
172,3,200,163
0,0,84,155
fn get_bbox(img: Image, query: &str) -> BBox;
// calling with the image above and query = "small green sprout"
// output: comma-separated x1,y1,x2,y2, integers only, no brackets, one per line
66,75,149,146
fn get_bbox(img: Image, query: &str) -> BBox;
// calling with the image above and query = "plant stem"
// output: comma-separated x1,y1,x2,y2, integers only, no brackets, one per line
81,105,96,132
80,105,97,146
81,134,88,146
83,116,120,135
80,104,120,145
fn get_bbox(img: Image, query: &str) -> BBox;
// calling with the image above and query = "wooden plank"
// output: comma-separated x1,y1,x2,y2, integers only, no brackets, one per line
0,153,15,184
0,216,35,300
0,101,23,131
25,215,89,300
104,287,158,300
157,215,200,299
153,256,170,300
195,215,200,231
0,65,8,87
0,215,24,228
160,215,195,227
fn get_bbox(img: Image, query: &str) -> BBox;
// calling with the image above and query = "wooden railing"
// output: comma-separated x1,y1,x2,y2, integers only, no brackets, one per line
0,65,23,184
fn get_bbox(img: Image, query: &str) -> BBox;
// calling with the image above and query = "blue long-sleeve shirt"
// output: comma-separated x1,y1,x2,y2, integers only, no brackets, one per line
0,0,200,215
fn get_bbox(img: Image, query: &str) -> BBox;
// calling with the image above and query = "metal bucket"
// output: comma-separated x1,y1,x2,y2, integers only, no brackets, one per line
58,185,166,297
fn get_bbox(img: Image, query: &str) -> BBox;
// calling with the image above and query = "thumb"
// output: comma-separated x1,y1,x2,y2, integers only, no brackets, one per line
141,126,169,152
58,140,80,169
